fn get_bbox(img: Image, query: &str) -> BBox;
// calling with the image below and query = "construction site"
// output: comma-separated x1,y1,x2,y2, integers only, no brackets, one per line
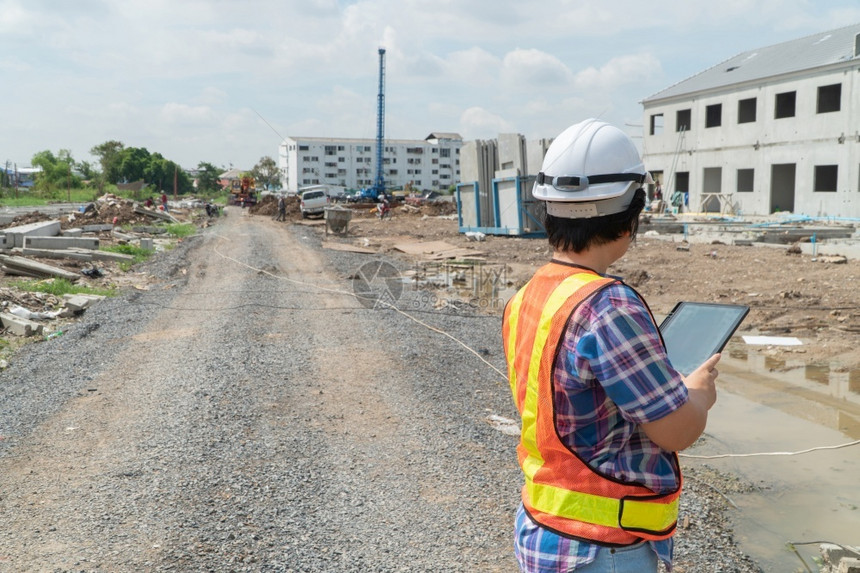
0,191,855,571
1,18,860,573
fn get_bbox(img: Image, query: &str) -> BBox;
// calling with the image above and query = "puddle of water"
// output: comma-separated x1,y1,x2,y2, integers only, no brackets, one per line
685,344,860,571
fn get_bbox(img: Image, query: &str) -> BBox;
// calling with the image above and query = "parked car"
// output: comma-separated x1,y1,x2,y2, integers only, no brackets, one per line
405,190,443,206
300,189,328,218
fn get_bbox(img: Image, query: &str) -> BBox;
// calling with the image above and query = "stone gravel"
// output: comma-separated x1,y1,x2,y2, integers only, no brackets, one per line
0,215,761,572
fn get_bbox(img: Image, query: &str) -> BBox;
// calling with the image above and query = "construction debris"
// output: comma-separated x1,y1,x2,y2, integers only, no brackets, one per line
0,255,81,282
0,193,207,345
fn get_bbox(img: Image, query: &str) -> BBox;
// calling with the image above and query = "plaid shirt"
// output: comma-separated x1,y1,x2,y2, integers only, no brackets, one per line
514,279,688,572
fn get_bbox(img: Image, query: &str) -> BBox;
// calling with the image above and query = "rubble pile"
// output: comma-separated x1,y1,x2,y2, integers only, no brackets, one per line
248,194,300,218
0,194,205,351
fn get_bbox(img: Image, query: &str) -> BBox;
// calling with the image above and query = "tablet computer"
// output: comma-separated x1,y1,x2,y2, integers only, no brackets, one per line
658,302,749,376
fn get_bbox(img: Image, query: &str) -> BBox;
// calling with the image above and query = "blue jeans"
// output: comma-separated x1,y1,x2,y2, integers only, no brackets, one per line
576,542,658,572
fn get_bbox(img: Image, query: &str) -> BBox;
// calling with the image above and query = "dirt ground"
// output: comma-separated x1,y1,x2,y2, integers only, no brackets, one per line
304,197,860,373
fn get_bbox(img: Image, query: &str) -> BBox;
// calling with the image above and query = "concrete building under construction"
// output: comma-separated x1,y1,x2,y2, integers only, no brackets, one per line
642,23,860,218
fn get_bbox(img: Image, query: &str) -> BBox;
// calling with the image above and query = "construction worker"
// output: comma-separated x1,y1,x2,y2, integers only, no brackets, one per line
502,119,720,572
276,194,286,221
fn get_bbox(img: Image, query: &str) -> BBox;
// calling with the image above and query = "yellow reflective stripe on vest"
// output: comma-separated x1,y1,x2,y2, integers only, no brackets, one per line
505,286,526,399
620,496,679,533
519,273,606,487
528,476,680,532
514,271,680,535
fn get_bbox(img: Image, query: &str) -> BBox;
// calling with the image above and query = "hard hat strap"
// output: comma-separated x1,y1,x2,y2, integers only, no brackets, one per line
536,172,645,191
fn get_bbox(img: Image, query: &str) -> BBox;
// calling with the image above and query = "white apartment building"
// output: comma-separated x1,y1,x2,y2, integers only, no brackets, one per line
278,133,462,194
642,23,860,218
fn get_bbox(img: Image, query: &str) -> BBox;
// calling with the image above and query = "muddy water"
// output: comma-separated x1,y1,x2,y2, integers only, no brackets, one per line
684,340,860,571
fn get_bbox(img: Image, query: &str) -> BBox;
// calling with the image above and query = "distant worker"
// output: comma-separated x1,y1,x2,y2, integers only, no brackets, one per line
503,118,720,572
161,192,169,213
276,195,287,221
144,197,153,208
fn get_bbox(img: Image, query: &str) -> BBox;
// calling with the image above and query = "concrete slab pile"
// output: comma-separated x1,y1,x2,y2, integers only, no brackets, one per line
0,220,62,249
819,544,860,573
0,312,44,336
0,254,81,281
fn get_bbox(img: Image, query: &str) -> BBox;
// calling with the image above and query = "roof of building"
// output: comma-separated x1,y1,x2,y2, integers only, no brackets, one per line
284,134,462,145
219,168,246,179
425,132,462,141
643,23,860,104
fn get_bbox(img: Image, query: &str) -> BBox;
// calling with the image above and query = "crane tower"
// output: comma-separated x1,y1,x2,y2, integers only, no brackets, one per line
373,48,386,197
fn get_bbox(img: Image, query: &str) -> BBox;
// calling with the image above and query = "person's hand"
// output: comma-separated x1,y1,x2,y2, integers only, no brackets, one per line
682,353,721,411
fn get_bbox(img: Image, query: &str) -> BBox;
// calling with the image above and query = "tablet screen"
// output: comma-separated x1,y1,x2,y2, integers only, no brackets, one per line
658,302,749,376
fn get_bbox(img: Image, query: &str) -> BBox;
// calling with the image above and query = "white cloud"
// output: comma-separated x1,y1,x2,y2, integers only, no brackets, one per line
2,0,859,169
460,107,514,140
574,53,662,92
502,49,572,87
160,103,217,126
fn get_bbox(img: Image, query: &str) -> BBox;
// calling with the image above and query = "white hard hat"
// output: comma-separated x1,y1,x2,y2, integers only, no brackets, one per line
532,118,651,218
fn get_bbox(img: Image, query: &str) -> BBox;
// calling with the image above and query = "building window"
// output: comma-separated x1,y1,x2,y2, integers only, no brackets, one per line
650,114,664,135
676,109,691,132
814,165,838,192
738,98,756,123
675,171,689,192
440,149,451,158
705,104,722,128
775,91,796,119
737,169,754,192
299,145,309,151
817,83,841,113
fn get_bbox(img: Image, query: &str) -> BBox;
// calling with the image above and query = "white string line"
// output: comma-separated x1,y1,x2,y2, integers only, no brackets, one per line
212,231,860,460
680,439,860,459
211,234,509,382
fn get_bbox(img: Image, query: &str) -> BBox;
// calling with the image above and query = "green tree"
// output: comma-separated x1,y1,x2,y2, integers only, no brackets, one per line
117,147,151,184
30,149,81,194
196,162,222,193
76,160,97,180
251,156,280,190
90,140,125,183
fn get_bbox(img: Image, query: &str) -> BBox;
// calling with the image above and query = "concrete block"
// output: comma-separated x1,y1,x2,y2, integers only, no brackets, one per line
62,228,83,237
526,138,552,178
821,543,856,566
497,133,526,176
21,247,93,261
82,224,114,232
24,236,100,250
838,558,860,573
63,296,93,313
2,220,61,248
0,312,44,337
139,237,154,250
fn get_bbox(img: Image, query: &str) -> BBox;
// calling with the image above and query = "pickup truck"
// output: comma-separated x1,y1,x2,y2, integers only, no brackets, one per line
300,189,328,218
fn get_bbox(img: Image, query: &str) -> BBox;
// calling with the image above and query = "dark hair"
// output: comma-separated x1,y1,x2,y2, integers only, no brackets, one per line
544,188,646,253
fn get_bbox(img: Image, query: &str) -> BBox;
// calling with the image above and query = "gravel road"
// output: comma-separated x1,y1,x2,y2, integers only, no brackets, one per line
0,210,761,572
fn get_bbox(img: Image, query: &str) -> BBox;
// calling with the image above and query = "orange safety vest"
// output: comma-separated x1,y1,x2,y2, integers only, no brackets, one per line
502,261,681,545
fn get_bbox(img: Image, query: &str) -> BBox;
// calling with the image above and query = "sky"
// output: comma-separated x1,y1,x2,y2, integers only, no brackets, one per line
3,0,860,173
